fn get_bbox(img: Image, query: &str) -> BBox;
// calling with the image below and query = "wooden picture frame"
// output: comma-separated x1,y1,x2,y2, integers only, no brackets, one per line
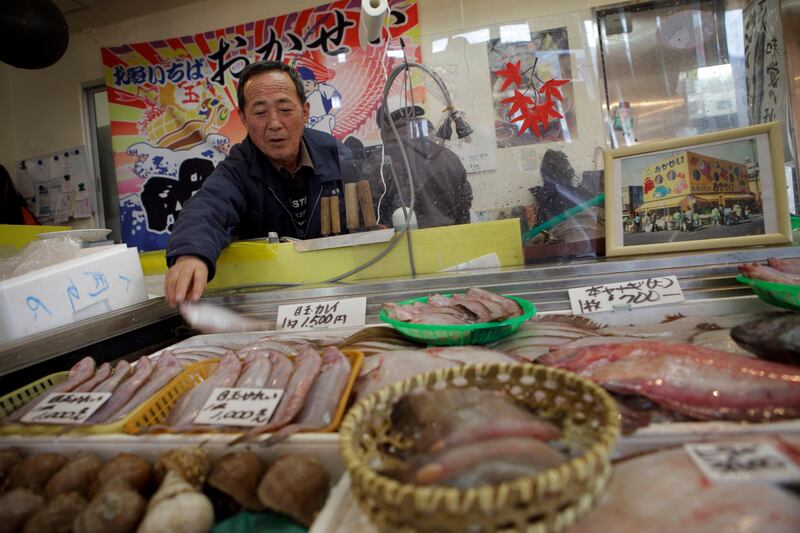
604,122,792,257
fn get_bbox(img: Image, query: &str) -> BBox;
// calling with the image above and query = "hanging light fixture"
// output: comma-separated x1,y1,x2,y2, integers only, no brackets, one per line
0,0,69,69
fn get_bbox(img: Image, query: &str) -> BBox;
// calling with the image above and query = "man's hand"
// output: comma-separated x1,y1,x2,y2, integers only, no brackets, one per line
165,255,209,308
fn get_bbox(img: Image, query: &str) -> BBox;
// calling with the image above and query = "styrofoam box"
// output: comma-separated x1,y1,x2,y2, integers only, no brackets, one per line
0,244,147,343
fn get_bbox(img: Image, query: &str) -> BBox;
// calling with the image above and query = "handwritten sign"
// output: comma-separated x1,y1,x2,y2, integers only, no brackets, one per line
685,442,800,483
568,275,684,314
21,392,111,424
194,388,284,427
276,297,366,331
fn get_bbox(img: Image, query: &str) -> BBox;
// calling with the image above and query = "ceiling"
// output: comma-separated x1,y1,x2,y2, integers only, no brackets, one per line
52,0,202,33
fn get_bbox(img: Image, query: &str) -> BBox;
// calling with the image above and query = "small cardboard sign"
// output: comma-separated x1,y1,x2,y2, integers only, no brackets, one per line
685,441,800,483
276,296,366,331
21,392,111,425
569,275,685,314
194,388,284,427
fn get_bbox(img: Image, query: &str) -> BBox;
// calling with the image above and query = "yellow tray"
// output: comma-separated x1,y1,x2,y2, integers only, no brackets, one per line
0,369,143,436
124,349,364,435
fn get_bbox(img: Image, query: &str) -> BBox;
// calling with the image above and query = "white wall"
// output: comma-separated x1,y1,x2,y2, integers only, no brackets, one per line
0,0,606,212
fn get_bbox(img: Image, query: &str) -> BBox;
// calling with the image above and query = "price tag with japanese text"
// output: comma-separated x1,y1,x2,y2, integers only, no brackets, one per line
685,441,800,483
20,392,111,425
568,275,684,314
276,297,366,331
194,388,284,427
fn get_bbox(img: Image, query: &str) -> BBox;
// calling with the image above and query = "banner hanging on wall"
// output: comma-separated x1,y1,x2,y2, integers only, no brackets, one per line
102,0,420,251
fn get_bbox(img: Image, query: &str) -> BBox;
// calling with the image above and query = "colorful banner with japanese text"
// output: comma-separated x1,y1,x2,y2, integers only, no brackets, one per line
102,0,420,251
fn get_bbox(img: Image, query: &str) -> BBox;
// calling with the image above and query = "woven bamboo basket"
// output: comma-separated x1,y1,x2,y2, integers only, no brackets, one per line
339,362,620,532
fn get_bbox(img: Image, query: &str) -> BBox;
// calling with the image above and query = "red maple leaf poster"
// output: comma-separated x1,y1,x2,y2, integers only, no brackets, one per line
488,27,577,148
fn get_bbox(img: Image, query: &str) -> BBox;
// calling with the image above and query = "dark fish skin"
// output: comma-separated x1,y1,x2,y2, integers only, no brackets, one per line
731,314,800,366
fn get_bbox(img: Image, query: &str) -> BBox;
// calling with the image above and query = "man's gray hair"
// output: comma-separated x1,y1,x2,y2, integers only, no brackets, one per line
237,61,306,110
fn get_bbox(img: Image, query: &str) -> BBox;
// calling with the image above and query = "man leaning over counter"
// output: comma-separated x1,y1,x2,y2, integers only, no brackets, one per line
164,60,347,307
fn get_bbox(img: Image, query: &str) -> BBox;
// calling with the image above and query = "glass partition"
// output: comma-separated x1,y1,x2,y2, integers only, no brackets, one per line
338,0,796,271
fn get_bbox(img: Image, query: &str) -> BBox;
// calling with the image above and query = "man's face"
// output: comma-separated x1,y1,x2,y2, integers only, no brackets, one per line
302,78,316,94
239,70,310,170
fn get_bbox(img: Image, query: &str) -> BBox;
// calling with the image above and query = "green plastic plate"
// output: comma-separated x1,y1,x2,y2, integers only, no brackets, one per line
736,274,800,312
379,294,536,346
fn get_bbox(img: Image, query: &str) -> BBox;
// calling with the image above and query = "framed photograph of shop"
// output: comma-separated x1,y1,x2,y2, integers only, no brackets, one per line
604,122,792,257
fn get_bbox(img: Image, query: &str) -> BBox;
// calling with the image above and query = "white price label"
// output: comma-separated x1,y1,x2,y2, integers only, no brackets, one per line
276,296,366,331
194,388,284,427
569,275,684,314
685,441,800,483
21,392,111,425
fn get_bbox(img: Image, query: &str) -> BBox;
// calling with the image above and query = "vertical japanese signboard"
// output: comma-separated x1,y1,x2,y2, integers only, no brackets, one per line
102,0,420,251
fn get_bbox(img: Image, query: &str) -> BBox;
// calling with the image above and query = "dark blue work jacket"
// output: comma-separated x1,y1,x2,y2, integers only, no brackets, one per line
166,128,346,280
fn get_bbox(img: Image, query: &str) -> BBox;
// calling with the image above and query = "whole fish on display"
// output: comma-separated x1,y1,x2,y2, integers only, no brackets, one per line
91,360,132,394
382,288,522,325
238,346,322,441
5,357,96,422
166,353,242,428
107,351,183,422
731,313,800,366
87,356,155,424
767,256,800,274
385,387,565,488
542,341,800,422
179,301,271,333
739,262,800,284
570,442,800,532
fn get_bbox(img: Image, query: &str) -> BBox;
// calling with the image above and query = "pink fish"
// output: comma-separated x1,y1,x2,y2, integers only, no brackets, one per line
410,437,565,486
739,262,800,284
264,347,352,445
6,356,96,422
265,352,294,390
767,256,800,275
74,362,112,393
239,346,322,441
166,352,242,428
542,342,800,421
235,351,272,388
87,356,153,423
91,360,132,393
108,351,183,422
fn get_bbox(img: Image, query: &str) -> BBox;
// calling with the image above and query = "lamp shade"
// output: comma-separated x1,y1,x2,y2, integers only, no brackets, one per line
0,0,69,69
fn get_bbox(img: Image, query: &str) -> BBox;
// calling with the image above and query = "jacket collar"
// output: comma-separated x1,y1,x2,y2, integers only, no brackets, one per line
245,131,340,185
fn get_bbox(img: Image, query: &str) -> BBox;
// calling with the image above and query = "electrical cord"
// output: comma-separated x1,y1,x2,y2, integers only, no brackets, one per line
376,14,393,225
225,62,466,292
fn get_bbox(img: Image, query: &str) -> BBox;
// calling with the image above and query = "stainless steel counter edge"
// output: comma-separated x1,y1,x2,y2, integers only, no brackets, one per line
1,245,797,374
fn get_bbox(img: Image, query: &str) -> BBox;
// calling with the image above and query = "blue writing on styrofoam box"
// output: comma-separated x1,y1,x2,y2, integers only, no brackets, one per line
26,296,52,321
118,275,134,292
